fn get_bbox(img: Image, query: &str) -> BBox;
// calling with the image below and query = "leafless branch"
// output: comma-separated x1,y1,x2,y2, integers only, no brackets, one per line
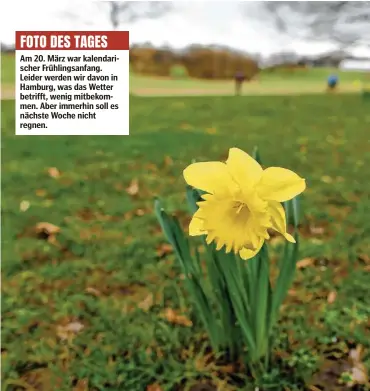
246,1,370,48
61,1,172,30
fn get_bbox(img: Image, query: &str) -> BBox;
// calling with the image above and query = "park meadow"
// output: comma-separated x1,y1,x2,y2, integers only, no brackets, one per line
1,51,370,390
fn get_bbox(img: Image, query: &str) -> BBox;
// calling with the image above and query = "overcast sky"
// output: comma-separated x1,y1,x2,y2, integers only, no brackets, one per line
1,0,370,57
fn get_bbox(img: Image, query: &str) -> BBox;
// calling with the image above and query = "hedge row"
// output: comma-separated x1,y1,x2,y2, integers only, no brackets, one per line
129,47,259,80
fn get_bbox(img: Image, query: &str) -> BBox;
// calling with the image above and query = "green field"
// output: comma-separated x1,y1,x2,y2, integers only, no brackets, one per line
2,94,370,390
1,52,367,97
1,53,15,84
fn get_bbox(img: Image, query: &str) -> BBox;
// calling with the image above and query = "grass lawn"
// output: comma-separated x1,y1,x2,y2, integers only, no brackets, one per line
1,53,15,85
1,52,367,97
2,94,370,390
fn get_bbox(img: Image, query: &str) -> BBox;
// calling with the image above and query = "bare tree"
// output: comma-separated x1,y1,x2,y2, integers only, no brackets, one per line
244,1,370,48
61,1,172,29
106,1,172,29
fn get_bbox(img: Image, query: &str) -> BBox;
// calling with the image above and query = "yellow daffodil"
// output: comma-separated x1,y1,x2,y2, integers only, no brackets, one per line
183,148,306,260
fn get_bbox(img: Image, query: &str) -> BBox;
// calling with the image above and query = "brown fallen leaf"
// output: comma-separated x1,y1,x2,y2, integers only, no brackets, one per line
34,222,61,243
135,208,146,216
348,345,369,386
164,155,173,166
73,378,89,391
147,383,163,391
138,293,154,312
18,367,59,391
126,179,139,196
359,254,370,264
48,167,61,178
20,200,30,212
36,189,47,197
296,257,315,269
161,308,192,327
218,364,236,374
156,243,173,257
310,225,325,235
56,321,84,341
85,287,102,297
206,127,217,134
327,291,337,304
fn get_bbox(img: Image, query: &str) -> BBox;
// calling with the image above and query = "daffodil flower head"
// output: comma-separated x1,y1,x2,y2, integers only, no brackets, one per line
183,148,306,260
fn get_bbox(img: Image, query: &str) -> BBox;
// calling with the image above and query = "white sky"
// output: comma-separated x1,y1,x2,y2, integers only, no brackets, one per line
1,0,370,57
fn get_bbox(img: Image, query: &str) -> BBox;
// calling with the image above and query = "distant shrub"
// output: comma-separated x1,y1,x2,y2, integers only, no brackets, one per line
170,64,189,79
129,45,259,80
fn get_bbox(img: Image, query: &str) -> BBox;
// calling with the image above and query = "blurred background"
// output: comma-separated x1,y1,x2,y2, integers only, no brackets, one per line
1,1,370,96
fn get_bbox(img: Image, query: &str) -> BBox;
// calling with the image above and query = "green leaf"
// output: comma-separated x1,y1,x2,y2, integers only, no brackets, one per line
291,195,301,228
186,185,208,214
254,245,272,358
282,200,291,226
215,251,257,356
271,235,300,327
154,198,176,246
186,185,200,214
155,200,221,351
252,146,262,164
154,199,190,273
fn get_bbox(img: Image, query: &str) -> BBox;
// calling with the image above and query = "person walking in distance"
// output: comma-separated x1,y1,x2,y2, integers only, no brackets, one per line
327,74,339,92
234,70,246,96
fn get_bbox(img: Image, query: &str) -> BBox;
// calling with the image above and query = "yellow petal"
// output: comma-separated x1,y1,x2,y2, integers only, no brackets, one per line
226,148,263,187
189,210,207,236
268,201,296,243
257,167,306,202
183,162,237,196
189,218,206,236
239,237,264,260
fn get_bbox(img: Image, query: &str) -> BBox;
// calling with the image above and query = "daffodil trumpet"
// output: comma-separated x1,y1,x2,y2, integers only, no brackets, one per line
155,147,306,375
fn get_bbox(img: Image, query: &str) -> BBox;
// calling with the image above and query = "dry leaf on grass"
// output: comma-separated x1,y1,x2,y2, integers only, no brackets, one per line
359,254,370,264
206,127,217,134
348,345,369,386
135,208,145,216
73,379,89,391
138,293,154,312
297,257,315,269
288,289,297,296
35,222,60,235
164,155,173,166
126,179,139,196
161,308,192,327
146,383,163,391
327,291,337,304
47,167,61,178
85,287,102,297
156,243,173,257
35,189,47,197
34,222,61,243
20,200,30,212
56,321,84,341
309,225,325,235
